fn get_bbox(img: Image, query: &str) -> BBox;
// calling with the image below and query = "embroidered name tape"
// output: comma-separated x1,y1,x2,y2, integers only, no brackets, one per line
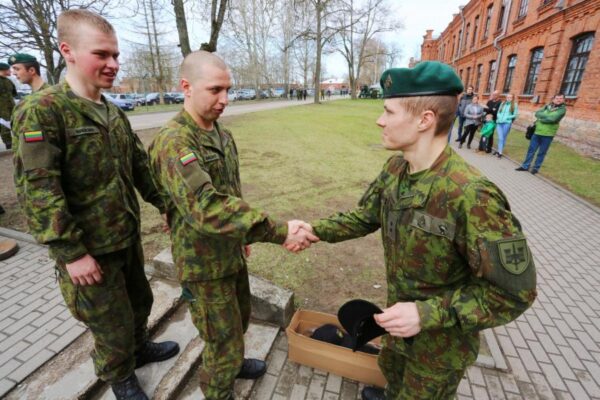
24,131,43,142
180,152,198,166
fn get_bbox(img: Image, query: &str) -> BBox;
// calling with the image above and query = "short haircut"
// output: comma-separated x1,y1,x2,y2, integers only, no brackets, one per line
57,9,115,45
180,50,228,83
22,61,41,76
396,96,458,136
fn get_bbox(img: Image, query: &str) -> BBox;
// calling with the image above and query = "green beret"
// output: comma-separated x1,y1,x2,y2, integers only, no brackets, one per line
0,63,9,70
380,61,464,98
8,53,37,65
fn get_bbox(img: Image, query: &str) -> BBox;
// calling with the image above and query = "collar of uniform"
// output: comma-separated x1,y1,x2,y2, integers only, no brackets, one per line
176,109,230,156
61,81,118,130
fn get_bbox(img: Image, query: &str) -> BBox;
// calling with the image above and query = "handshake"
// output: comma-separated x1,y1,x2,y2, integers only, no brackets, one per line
283,220,320,253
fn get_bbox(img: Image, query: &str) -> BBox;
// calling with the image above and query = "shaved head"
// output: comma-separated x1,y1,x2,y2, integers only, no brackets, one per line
181,51,228,83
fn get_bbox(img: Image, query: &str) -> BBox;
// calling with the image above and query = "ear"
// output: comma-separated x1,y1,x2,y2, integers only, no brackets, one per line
60,42,75,64
180,78,191,97
418,110,436,132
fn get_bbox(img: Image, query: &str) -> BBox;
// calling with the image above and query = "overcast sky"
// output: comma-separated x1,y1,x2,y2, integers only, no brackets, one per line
326,0,466,78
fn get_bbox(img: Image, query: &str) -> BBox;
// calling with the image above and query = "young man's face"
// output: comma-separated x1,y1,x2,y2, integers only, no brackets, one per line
466,86,473,95
62,24,119,90
0,69,10,77
11,64,34,85
376,99,421,151
183,64,231,126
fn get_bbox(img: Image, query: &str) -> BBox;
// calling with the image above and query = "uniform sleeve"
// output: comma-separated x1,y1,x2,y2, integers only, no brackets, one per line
311,163,385,242
149,133,287,244
416,179,537,332
126,116,166,213
12,101,88,263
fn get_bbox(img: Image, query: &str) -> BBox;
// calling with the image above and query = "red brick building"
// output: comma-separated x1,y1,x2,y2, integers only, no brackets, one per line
421,0,600,156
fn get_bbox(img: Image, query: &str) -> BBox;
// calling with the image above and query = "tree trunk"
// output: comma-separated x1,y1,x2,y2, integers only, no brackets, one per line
149,0,166,101
201,0,228,52
172,0,191,57
313,1,323,104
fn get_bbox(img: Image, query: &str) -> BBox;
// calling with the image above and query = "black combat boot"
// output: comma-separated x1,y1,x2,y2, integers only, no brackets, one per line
361,386,386,400
236,358,266,380
0,205,5,215
111,374,149,400
135,341,180,368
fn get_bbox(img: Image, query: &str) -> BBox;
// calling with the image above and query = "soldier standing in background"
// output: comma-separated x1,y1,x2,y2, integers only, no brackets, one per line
8,53,50,92
12,10,178,400
304,62,537,400
149,50,317,400
0,62,16,150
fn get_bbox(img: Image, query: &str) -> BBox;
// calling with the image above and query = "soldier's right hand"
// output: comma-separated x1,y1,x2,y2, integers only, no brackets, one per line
66,254,104,286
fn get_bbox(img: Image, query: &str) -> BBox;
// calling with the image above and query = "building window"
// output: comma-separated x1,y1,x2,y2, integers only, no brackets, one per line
486,60,497,93
524,47,544,95
503,55,517,93
459,69,464,81
466,67,471,86
518,0,528,18
497,4,506,31
451,35,456,58
484,5,493,38
456,30,462,56
464,23,470,53
472,16,480,47
561,32,595,97
475,64,483,93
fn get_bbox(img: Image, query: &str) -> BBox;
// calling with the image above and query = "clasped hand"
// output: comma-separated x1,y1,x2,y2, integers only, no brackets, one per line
283,220,319,253
374,302,422,338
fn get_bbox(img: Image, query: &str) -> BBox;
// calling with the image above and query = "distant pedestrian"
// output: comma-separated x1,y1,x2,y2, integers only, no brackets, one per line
484,90,501,153
326,89,331,99
453,85,474,143
494,93,518,158
0,63,16,150
321,89,325,100
303,89,307,100
289,88,293,99
458,95,484,149
477,114,496,153
516,94,566,175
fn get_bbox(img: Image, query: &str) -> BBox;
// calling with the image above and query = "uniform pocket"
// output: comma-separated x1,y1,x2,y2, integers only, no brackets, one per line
185,281,240,341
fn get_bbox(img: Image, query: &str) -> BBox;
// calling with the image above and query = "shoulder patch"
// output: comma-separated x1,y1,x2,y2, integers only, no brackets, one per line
24,131,44,142
497,238,530,275
179,152,198,166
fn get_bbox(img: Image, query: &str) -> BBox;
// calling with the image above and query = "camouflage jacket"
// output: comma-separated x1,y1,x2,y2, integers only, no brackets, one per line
0,76,16,119
313,146,537,370
148,110,287,282
12,81,165,263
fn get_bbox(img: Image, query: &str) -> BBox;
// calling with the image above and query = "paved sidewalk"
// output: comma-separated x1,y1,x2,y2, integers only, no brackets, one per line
251,139,600,400
0,229,86,397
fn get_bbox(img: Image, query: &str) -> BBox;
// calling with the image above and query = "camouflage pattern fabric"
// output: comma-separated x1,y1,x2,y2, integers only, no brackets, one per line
12,81,165,263
313,145,536,392
0,76,16,148
148,110,287,282
35,82,51,92
378,346,464,399
184,268,251,400
57,241,152,383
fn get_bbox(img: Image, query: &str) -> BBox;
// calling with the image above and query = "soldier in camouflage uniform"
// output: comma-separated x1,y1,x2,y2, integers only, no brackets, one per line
307,62,537,400
148,51,317,400
11,10,179,400
0,62,16,149
9,53,50,93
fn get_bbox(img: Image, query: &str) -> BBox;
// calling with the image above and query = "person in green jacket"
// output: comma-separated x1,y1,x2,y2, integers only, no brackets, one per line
477,113,496,153
516,94,566,174
304,62,536,400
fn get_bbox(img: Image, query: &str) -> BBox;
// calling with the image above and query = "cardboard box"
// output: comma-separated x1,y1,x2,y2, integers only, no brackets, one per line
286,309,387,387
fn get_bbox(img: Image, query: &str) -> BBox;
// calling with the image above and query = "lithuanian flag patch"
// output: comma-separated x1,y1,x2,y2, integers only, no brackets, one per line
180,152,198,166
24,131,44,142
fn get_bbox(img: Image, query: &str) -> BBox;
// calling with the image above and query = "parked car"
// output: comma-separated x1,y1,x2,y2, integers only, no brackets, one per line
132,94,146,106
228,89,238,102
145,92,160,105
271,88,285,98
259,90,270,99
237,89,256,100
105,94,135,111
164,92,184,104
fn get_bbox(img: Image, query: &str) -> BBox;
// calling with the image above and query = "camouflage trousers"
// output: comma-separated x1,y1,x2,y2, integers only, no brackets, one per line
1,126,11,149
378,345,466,399
57,241,153,383
185,267,251,400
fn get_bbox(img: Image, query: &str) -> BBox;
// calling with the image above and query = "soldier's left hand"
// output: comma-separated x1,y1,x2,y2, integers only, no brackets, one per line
374,302,422,338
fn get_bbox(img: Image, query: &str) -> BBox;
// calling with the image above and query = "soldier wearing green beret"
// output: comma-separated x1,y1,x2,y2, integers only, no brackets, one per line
12,10,179,400
148,50,317,400
303,61,537,400
8,53,50,92
0,62,17,150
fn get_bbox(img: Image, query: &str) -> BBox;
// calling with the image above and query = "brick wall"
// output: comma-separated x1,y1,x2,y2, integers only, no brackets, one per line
421,0,600,158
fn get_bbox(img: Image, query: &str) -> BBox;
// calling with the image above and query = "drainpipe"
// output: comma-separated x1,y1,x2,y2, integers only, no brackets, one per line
492,0,513,92
453,6,467,65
